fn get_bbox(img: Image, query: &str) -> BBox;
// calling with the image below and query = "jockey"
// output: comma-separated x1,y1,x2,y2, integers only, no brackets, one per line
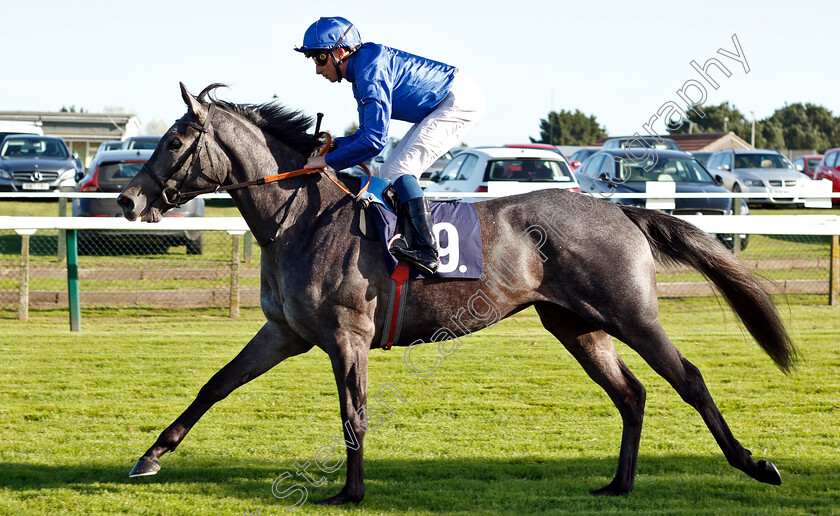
296,16,485,276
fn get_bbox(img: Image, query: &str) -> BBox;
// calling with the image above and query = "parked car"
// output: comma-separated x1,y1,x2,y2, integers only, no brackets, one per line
568,147,600,169
812,148,840,204
0,135,82,192
120,135,161,150
792,154,824,179
72,149,204,254
424,146,581,200
575,148,749,250
603,136,681,151
704,149,810,206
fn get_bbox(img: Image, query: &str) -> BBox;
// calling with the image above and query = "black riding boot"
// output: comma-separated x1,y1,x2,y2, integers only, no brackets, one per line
390,197,439,275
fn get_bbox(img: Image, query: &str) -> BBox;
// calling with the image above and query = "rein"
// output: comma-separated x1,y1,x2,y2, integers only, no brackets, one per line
142,106,371,206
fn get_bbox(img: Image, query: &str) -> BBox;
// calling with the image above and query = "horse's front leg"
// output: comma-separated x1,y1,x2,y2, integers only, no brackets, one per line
317,337,370,505
129,321,313,477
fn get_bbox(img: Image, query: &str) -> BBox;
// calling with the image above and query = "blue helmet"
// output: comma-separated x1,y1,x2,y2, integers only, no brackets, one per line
295,17,362,54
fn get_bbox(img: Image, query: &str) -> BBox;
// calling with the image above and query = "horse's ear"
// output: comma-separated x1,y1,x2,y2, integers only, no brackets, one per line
180,82,204,117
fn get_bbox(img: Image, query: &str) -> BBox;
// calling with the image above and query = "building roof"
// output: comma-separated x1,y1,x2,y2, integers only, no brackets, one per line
0,111,141,142
666,132,753,152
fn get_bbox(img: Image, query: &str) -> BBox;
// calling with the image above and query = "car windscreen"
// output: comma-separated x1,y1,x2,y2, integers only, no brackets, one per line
487,159,573,182
0,138,68,159
733,153,793,170
616,156,714,183
807,158,822,170
98,161,147,183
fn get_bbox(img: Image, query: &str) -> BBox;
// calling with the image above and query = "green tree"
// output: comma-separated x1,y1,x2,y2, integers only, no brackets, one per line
763,103,839,152
668,101,752,142
531,109,606,146
756,119,785,149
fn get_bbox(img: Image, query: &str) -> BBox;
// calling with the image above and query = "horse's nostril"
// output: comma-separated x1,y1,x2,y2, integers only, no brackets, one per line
117,195,133,210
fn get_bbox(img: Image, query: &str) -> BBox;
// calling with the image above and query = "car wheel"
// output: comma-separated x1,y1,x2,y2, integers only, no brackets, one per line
186,233,203,255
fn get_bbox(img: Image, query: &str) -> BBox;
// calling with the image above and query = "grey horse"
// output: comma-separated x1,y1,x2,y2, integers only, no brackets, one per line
117,83,797,505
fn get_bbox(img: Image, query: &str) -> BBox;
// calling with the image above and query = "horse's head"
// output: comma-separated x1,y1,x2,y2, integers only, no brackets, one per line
118,83,224,222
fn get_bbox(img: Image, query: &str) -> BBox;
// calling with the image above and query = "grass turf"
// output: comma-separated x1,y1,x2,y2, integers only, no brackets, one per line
0,297,837,515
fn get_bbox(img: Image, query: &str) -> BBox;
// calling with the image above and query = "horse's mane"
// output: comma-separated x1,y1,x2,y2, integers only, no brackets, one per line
197,84,320,157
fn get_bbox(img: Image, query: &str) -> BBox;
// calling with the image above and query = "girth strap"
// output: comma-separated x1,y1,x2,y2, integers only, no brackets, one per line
380,264,410,350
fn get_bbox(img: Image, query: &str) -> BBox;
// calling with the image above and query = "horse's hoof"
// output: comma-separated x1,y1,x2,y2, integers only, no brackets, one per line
755,459,782,485
316,490,363,505
590,481,632,496
128,456,160,478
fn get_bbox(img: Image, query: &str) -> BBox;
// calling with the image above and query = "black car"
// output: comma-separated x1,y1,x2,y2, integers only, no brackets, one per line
72,149,204,254
0,135,82,192
575,148,749,250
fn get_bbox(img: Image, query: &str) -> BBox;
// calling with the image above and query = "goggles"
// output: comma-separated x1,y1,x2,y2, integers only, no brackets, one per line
311,51,331,67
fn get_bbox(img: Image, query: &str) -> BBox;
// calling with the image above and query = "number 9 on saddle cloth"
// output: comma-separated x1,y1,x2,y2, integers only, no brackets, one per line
359,176,483,280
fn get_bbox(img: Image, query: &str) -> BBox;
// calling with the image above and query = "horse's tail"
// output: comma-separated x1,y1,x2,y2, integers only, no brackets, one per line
619,205,798,373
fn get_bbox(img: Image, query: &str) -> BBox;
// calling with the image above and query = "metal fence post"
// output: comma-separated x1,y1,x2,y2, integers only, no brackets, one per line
66,229,81,331
229,231,245,319
831,235,839,307
16,230,36,322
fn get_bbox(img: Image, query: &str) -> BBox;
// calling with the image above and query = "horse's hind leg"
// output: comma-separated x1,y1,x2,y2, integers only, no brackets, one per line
616,317,783,486
535,303,646,495
129,321,313,477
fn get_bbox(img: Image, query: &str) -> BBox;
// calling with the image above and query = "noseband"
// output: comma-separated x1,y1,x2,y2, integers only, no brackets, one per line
139,103,370,207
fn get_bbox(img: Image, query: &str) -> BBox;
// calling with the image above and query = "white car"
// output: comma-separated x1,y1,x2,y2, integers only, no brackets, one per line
424,146,581,200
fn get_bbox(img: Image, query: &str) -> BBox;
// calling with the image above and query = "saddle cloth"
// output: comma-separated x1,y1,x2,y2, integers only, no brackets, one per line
360,176,484,280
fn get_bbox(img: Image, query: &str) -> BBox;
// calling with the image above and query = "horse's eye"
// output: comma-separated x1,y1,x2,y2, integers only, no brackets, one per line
168,138,182,151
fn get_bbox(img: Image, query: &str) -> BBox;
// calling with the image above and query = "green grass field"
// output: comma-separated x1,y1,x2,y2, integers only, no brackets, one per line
0,297,837,515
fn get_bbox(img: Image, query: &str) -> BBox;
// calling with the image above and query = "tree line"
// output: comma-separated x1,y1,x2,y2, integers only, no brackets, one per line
531,102,840,153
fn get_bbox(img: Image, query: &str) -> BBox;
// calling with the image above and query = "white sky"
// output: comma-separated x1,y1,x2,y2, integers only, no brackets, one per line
2,0,838,146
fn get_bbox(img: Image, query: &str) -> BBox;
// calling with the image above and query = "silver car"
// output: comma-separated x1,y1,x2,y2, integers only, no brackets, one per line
705,149,810,206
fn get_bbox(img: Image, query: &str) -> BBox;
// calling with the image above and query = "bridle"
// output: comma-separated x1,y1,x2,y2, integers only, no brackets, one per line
139,103,370,207
139,103,218,207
